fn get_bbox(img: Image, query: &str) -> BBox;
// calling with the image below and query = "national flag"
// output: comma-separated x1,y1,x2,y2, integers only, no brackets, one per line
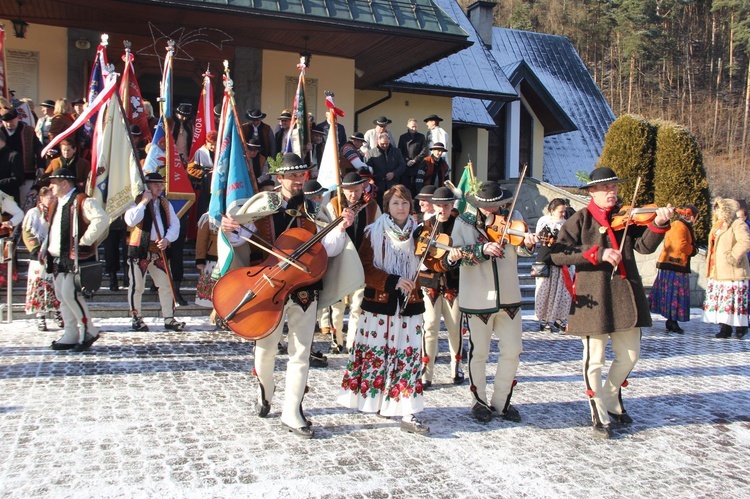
456,161,477,214
88,35,110,126
285,59,309,157
119,43,152,143
91,93,144,220
42,71,119,157
188,67,214,161
208,109,255,277
0,26,8,100
156,40,194,217
317,92,344,193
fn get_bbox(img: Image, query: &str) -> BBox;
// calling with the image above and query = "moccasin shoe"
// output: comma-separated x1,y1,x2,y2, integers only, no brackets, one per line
607,411,633,425
500,405,522,423
592,423,611,439
471,403,492,423
452,371,465,385
281,422,314,439
50,341,77,351
73,333,100,352
400,416,430,435
256,400,271,418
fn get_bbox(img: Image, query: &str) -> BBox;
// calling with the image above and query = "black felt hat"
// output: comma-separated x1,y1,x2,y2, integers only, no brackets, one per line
40,99,56,108
423,114,443,123
0,107,19,121
415,185,438,201
145,172,166,183
303,180,326,198
580,167,628,190
466,181,513,208
271,153,312,175
48,168,77,181
349,132,365,141
430,142,447,152
246,108,266,120
429,186,457,203
341,172,366,187
175,103,193,116
71,98,86,105
373,116,392,126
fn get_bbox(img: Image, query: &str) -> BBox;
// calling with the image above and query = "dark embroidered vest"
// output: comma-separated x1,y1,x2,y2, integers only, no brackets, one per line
128,197,171,259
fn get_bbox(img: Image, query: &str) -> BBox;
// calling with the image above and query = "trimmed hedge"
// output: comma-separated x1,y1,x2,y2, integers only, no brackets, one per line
652,120,710,245
598,114,656,206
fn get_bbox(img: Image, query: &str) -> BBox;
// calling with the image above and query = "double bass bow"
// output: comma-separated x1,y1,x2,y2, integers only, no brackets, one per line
212,196,368,341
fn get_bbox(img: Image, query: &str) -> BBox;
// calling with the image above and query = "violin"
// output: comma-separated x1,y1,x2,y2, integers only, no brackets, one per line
485,216,533,246
414,229,453,259
610,204,687,231
212,196,368,341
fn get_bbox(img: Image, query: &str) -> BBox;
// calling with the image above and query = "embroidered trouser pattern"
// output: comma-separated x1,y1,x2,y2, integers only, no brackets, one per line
254,298,318,429
53,272,96,344
582,327,641,426
128,254,174,318
422,291,462,382
466,310,523,410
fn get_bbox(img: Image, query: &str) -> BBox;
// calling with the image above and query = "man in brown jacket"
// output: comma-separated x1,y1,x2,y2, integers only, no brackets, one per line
550,167,673,439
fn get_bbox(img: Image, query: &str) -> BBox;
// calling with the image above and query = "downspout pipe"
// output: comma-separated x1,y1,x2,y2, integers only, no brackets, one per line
354,90,392,132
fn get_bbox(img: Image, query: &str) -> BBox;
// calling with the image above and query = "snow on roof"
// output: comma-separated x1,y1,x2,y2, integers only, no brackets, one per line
490,28,615,187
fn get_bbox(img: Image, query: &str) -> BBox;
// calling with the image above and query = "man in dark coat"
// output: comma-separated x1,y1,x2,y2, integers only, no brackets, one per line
241,108,276,158
0,133,24,202
550,167,673,439
1,107,44,194
365,133,406,207
397,118,427,198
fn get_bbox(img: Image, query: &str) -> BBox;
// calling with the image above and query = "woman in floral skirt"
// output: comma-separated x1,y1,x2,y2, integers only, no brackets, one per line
702,198,750,339
649,205,698,333
21,187,61,331
338,185,428,434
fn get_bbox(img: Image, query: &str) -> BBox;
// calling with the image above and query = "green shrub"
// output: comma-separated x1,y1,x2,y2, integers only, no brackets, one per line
652,120,710,246
598,114,656,206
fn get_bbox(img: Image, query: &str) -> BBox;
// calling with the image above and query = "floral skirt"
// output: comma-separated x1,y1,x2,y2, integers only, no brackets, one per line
534,266,572,323
338,311,424,417
25,260,59,314
195,261,217,308
649,269,691,322
702,278,749,327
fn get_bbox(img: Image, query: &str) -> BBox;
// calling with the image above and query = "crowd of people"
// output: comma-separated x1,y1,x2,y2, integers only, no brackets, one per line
1,94,749,441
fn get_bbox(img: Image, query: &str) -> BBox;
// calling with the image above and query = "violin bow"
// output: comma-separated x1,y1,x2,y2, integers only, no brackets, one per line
498,163,528,246
611,175,641,280
231,219,310,273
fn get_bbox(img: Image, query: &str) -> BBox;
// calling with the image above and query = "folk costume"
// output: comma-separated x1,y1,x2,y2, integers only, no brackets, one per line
550,167,669,438
414,143,450,193
534,213,571,332
649,211,698,332
241,109,276,159
338,210,428,430
416,187,464,388
22,197,60,330
225,153,348,439
123,173,183,332
42,168,109,351
339,133,368,174
451,182,532,423
702,197,750,339
195,213,218,308
0,191,24,286
424,115,449,166
323,172,381,352
45,154,91,191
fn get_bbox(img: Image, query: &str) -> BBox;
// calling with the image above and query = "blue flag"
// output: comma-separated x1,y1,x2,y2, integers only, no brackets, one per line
209,110,255,277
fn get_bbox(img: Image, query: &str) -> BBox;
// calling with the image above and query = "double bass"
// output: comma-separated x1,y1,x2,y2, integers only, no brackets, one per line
212,197,367,341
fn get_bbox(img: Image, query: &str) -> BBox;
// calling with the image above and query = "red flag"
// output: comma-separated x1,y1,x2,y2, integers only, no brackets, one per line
188,67,214,161
0,27,9,100
119,42,152,143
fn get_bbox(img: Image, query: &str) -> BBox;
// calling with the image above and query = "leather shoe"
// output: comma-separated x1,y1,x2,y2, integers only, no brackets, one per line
73,333,100,352
592,423,611,439
471,402,492,423
735,327,748,339
281,422,314,439
309,350,328,368
608,411,633,425
50,341,77,351
452,371,465,385
256,400,271,418
500,405,522,423
422,380,432,391
716,324,733,338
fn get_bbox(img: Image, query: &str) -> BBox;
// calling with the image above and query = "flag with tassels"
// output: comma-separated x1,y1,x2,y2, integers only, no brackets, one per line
90,93,144,220
284,58,309,157
88,34,110,125
317,92,345,193
455,161,478,214
189,66,214,162
119,41,152,143
154,40,194,217
208,108,254,277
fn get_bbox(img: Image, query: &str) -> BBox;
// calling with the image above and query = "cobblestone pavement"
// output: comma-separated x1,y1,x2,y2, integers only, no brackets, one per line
1,310,749,498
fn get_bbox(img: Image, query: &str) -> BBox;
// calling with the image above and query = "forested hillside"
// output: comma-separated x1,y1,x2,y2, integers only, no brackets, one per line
461,0,750,199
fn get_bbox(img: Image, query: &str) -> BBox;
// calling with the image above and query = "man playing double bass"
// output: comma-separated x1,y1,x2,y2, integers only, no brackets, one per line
220,153,354,439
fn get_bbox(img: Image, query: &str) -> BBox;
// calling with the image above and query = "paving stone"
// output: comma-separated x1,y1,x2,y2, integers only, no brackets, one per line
1,311,749,497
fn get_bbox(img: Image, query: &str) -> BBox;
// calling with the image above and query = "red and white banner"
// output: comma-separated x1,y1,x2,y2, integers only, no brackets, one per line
119,45,152,143
188,68,214,162
0,27,8,101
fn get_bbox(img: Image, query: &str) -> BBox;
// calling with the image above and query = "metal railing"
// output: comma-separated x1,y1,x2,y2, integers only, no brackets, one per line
0,238,13,323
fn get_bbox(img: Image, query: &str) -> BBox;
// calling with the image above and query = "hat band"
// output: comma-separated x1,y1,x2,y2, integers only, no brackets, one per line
587,176,620,185
431,196,454,202
276,164,309,173
475,194,506,202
